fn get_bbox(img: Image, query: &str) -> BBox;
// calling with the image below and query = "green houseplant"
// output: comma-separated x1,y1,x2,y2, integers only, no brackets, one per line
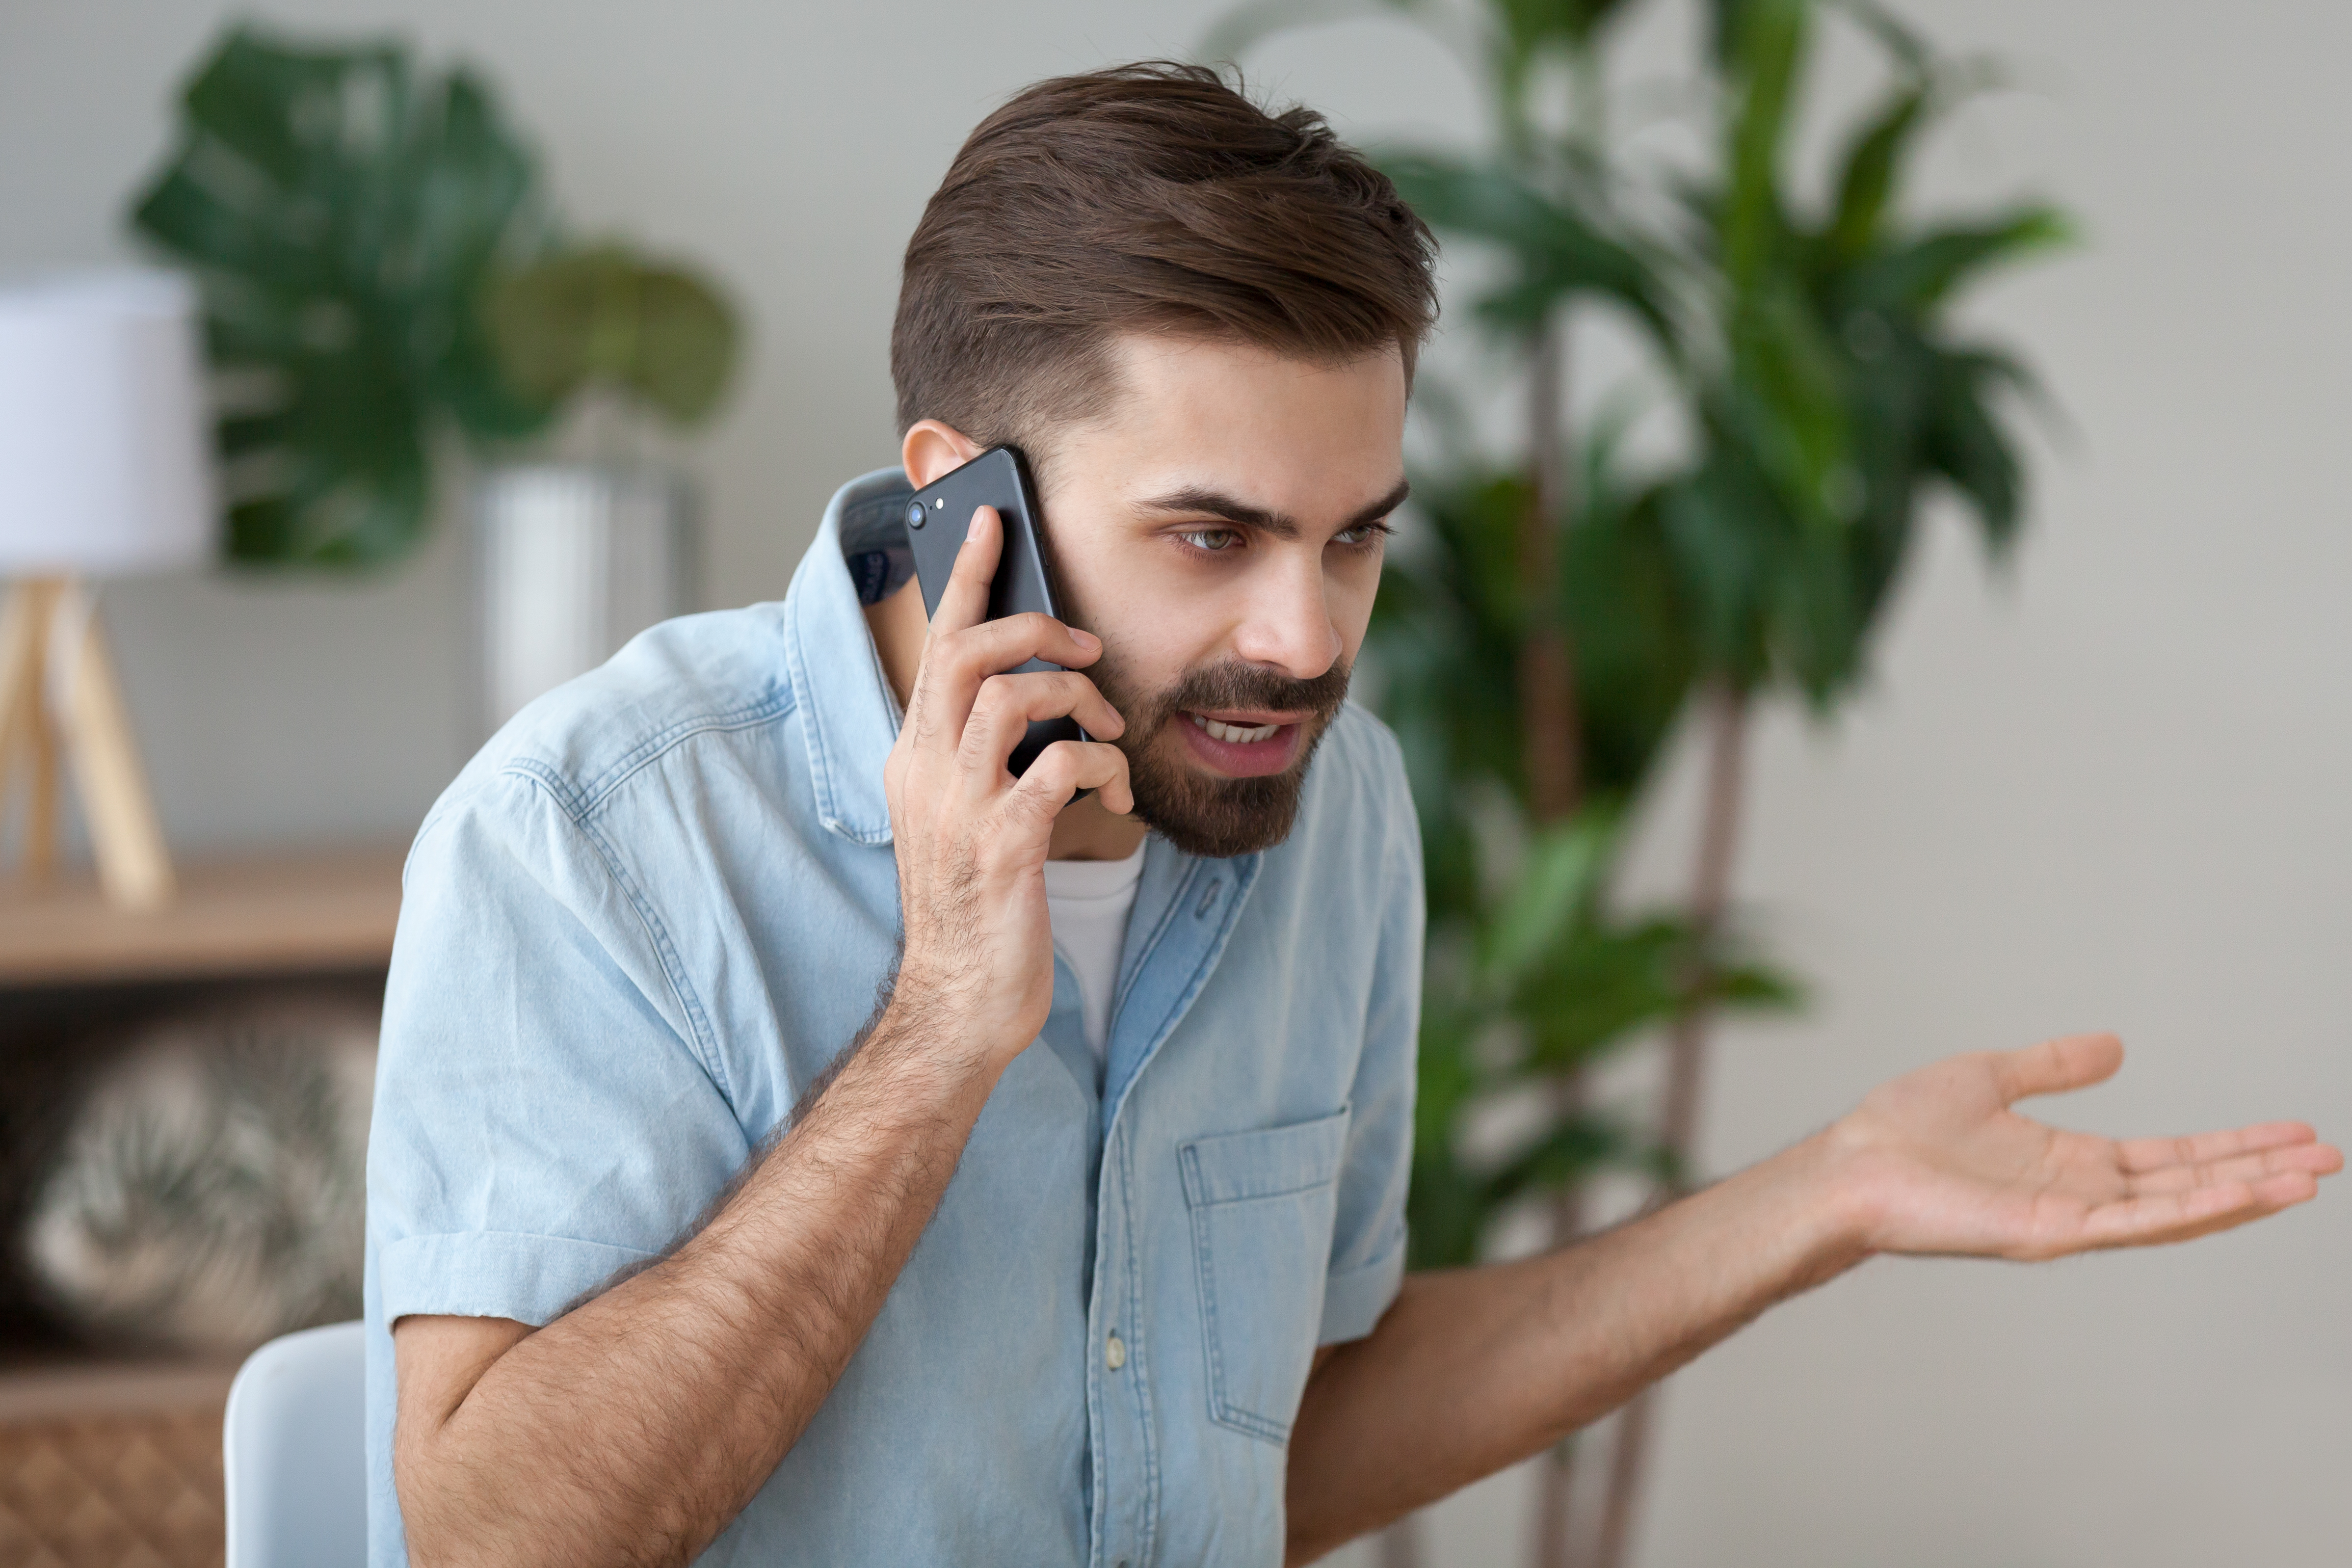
470,241,740,730
131,27,553,567
133,23,744,735
131,26,743,575
1209,1,2064,1564
1597,7,2063,1555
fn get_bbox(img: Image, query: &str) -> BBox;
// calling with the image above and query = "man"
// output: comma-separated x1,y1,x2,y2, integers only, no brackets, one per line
367,63,2337,1568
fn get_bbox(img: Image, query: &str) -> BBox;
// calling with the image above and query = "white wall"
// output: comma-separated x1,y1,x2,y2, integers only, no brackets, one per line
5,1,2346,1562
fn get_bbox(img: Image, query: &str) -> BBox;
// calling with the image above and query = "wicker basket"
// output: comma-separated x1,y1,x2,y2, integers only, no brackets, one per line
0,1404,224,1568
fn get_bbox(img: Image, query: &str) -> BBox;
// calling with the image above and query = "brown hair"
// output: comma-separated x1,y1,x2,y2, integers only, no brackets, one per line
891,62,1437,456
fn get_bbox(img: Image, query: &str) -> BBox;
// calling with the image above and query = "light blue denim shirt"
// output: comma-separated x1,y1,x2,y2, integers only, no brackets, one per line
364,468,1423,1566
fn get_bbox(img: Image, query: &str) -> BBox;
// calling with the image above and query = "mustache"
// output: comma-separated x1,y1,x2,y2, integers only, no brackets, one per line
1153,658,1352,723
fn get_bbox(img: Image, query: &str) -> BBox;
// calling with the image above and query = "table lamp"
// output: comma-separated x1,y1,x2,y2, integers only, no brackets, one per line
0,271,214,909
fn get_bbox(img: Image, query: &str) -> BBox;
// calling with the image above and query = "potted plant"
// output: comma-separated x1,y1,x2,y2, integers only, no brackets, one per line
474,243,739,732
131,25,742,731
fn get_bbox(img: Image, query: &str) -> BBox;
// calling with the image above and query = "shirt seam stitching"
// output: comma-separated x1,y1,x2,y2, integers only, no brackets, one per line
494,762,735,1107
505,692,797,821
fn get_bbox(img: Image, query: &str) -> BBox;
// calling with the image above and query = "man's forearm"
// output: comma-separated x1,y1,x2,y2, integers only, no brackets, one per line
1284,1130,1872,1563
395,997,998,1568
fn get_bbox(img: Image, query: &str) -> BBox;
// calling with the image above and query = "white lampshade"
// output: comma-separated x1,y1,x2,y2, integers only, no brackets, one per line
0,270,214,575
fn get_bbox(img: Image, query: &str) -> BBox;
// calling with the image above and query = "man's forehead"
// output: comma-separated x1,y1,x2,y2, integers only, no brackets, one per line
1103,331,1406,413
1048,332,1408,517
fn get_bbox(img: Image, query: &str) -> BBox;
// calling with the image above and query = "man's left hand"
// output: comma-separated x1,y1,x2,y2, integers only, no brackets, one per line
1828,1033,2341,1260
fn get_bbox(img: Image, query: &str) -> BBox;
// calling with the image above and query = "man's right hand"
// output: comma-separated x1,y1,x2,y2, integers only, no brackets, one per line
881,503,1134,1069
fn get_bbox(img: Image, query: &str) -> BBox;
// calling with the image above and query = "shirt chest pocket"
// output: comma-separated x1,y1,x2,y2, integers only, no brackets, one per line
1178,1105,1351,1446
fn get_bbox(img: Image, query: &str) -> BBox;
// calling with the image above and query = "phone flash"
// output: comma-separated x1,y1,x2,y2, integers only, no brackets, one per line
932,499,943,509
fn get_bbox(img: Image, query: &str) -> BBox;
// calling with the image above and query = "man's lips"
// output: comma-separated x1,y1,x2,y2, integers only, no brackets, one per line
1189,707,1312,729
1172,709,1308,777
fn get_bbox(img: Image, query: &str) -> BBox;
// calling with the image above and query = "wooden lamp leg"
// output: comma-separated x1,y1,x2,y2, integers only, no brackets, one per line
52,583,176,909
0,580,55,879
0,578,177,909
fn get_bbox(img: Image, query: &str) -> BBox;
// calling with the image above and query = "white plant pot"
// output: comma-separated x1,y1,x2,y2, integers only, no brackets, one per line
473,462,696,734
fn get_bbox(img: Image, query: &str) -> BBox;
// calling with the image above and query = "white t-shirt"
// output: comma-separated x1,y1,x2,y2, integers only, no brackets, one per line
1042,839,1148,1062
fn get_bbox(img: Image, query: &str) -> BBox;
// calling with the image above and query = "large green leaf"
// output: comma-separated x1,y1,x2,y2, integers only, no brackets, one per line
132,27,551,568
1482,815,1616,983
1381,153,1674,343
1847,207,2070,310
1560,469,1698,797
486,244,740,428
1917,346,2034,549
1719,0,1807,294
1822,82,1927,266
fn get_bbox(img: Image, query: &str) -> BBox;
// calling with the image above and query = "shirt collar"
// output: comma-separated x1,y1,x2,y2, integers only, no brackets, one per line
784,467,915,845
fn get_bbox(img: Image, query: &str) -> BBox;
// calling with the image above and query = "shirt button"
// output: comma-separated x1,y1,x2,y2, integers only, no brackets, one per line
1105,1331,1127,1370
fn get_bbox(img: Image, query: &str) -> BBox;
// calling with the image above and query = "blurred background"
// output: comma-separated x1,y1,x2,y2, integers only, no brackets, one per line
0,1,2345,1565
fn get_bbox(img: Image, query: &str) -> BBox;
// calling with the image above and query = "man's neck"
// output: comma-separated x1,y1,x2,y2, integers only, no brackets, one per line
864,582,1149,863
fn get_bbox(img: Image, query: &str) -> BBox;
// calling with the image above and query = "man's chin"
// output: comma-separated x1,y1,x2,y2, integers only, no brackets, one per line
1122,719,1328,859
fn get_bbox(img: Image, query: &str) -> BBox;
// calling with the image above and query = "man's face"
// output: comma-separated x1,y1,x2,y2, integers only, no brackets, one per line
1034,335,1408,857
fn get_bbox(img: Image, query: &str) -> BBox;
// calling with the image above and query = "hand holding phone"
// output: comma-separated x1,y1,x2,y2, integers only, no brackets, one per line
901,446,1089,778
882,475,1133,1070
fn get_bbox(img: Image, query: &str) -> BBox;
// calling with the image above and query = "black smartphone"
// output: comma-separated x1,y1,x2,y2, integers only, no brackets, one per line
901,445,1087,779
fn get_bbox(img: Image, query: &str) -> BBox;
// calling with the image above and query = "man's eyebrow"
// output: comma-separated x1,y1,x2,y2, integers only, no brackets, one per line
1136,476,1411,541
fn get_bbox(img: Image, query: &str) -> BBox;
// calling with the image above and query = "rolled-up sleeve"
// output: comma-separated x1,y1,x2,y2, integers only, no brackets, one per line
368,771,751,1329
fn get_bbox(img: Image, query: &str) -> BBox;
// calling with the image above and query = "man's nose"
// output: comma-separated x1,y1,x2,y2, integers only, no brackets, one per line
1229,551,1343,681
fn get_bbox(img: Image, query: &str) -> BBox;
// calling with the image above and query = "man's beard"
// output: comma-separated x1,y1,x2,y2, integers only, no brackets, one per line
1084,649,1352,859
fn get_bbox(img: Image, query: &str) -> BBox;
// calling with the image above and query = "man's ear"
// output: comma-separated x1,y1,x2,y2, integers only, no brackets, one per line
901,420,984,489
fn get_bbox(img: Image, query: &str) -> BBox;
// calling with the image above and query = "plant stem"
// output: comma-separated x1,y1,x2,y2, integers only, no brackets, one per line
1531,1099,1587,1568
1589,679,1751,1568
1658,680,1748,1161
1520,314,1593,1568
1519,318,1581,824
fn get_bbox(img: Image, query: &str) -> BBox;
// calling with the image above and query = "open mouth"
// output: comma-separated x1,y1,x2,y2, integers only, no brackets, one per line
1175,709,1307,778
1189,714,1280,744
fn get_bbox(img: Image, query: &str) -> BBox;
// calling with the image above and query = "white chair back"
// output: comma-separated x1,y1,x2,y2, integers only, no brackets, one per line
223,1319,368,1568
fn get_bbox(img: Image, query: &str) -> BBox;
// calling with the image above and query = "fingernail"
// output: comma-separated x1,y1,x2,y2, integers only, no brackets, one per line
1072,629,1100,651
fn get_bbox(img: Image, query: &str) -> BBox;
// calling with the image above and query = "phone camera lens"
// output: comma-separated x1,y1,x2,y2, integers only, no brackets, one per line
904,500,927,531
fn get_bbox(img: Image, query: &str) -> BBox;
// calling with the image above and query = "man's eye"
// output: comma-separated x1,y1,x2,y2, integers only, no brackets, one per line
1176,528,1242,553
1333,520,1393,548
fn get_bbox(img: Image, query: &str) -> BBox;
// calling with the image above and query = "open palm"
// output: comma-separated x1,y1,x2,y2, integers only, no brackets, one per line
1835,1034,2340,1260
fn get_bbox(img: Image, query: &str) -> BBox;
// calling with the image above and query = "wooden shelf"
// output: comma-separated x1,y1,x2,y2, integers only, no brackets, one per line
0,849,405,987
0,1351,238,1423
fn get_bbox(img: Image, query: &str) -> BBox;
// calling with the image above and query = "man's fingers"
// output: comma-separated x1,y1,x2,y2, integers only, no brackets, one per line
929,505,1004,635
960,672,1127,784
901,507,1006,745
2116,1119,2324,1173
2078,1170,2320,1249
1006,740,1134,820
908,613,1104,758
2125,1138,2344,1195
1994,1033,2124,1104
936,614,1104,686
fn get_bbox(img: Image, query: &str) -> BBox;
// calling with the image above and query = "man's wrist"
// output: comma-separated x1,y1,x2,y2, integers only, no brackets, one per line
1745,1124,1884,1290
870,961,1024,1082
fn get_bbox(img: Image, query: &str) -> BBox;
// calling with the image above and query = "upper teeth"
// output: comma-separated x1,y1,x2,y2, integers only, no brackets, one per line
1191,714,1279,744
